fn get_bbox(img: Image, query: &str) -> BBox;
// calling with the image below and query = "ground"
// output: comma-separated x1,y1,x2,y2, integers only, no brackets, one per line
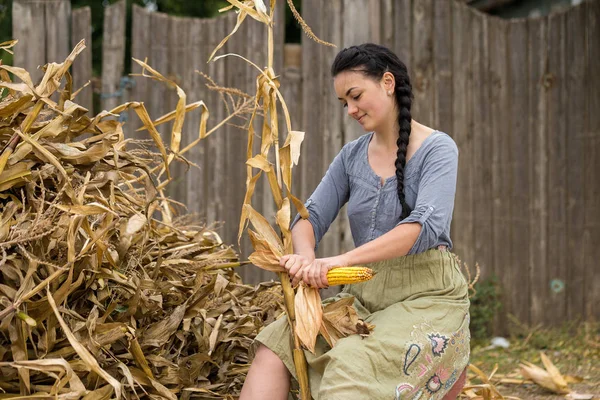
468,321,599,399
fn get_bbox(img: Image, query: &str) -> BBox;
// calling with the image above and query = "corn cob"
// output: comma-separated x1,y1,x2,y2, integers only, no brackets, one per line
326,266,375,286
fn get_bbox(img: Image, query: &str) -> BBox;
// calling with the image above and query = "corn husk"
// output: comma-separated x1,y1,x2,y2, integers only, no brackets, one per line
519,352,571,394
319,297,374,348
293,284,322,353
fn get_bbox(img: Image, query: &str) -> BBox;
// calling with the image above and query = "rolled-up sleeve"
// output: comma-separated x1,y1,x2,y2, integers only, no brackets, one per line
290,147,349,251
396,136,459,254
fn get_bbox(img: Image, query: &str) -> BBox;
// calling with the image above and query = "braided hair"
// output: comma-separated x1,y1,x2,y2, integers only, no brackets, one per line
331,43,413,219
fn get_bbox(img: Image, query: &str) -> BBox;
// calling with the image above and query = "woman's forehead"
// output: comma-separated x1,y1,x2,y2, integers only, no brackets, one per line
333,71,375,95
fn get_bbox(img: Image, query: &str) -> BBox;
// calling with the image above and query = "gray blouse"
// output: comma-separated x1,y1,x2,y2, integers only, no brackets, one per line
291,130,459,255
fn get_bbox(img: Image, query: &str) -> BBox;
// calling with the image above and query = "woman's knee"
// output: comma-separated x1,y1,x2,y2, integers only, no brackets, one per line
253,344,289,375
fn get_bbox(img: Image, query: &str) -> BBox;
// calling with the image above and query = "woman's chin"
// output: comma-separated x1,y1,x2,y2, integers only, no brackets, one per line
358,121,371,131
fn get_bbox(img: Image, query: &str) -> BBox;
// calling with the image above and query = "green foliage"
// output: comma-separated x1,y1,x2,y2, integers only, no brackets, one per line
285,0,301,43
469,275,502,342
0,0,12,66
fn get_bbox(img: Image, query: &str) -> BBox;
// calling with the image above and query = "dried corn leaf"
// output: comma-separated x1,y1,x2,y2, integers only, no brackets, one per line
520,356,570,394
47,288,122,399
294,284,322,353
540,352,569,390
208,7,248,62
319,296,374,348
0,39,18,54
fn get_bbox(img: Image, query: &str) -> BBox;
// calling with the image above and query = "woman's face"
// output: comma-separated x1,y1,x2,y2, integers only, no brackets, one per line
333,70,395,132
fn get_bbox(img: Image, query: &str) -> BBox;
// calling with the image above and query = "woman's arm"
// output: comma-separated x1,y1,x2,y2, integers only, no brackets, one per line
282,146,350,279
280,219,317,280
293,222,420,287
298,135,459,287
291,219,316,260
339,222,421,266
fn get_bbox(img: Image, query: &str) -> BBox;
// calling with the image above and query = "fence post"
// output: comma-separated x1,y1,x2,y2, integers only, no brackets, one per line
129,4,151,139
12,0,46,82
101,0,126,113
71,6,93,113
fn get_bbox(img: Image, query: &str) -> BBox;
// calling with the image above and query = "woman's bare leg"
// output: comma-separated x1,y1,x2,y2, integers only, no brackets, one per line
239,344,291,400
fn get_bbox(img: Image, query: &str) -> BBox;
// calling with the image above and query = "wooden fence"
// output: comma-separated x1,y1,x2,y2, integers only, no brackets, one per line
10,0,599,331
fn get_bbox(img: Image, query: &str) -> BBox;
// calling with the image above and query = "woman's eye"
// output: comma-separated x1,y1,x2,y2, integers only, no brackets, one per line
353,94,361,101
343,103,347,108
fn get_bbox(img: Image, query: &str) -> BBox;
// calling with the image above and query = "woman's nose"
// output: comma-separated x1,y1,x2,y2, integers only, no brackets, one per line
347,103,358,116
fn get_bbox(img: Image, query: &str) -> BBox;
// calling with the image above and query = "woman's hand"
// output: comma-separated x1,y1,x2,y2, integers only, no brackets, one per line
280,254,314,285
288,255,350,289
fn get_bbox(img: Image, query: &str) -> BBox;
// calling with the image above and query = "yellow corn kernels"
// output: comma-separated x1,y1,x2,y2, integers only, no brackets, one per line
326,266,375,286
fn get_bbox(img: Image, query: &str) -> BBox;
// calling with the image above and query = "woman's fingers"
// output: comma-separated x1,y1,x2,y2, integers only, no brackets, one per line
321,267,329,288
302,266,312,287
279,254,291,267
292,267,304,286
310,264,323,288
284,257,298,272
288,261,303,282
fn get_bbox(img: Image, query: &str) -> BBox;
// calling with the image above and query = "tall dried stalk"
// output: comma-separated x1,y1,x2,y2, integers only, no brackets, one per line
208,1,339,398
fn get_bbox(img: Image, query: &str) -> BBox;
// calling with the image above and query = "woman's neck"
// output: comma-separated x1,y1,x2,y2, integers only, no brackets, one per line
372,119,433,154
372,117,400,151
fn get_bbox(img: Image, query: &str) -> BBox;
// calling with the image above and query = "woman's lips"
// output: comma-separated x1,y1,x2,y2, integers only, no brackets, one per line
358,115,366,123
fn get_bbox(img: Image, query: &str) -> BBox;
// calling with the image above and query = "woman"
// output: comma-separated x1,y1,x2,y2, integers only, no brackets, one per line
240,43,470,400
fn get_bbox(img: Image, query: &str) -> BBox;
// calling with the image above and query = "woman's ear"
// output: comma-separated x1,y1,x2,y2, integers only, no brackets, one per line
382,72,395,93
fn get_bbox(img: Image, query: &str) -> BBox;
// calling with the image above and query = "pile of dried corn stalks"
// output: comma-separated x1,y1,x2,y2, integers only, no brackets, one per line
0,40,285,399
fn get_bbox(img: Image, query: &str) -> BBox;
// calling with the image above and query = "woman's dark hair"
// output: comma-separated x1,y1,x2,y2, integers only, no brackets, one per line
331,43,413,220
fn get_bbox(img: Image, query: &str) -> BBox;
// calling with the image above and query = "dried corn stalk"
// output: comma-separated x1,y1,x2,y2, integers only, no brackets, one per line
0,40,285,399
208,2,376,399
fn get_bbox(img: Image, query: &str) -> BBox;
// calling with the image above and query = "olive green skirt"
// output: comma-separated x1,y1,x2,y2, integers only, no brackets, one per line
254,249,471,400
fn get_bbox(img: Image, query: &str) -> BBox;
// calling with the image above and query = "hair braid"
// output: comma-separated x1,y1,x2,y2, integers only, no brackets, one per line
395,83,412,219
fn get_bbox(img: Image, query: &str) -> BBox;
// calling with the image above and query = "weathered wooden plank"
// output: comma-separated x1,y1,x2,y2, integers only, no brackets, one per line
149,12,170,139
545,10,568,326
411,0,434,125
205,15,229,229
393,0,413,73
470,10,493,281
381,0,395,50
282,45,303,184
508,19,530,326
368,0,382,44
584,0,600,322
451,1,474,276
488,16,511,334
12,0,46,82
185,17,206,221
300,0,325,217
225,14,252,267
319,0,344,298
71,6,93,113
45,0,70,64
273,0,286,76
166,15,190,209
129,4,151,139
565,3,587,322
527,16,549,327
342,0,375,143
318,0,343,262
101,0,126,113
432,0,452,130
